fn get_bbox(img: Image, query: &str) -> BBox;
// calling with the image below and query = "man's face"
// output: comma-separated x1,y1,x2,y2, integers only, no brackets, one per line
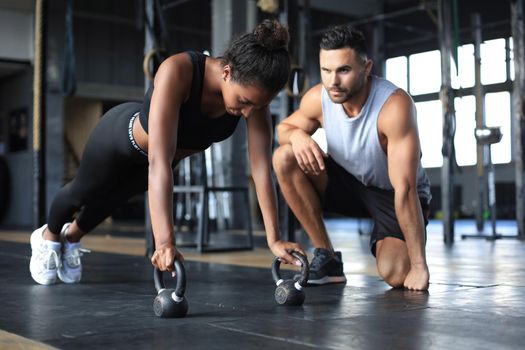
319,47,371,104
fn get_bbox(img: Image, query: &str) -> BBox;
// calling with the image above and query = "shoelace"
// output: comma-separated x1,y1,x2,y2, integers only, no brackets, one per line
63,247,91,267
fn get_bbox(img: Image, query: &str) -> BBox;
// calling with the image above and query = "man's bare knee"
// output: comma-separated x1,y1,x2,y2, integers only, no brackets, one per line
272,145,297,176
377,259,409,288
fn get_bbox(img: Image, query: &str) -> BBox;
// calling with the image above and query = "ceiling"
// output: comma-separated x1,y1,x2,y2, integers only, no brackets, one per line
309,0,512,57
310,0,383,17
0,0,514,78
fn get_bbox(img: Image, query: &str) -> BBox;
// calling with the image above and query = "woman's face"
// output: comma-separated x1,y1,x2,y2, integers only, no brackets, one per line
221,66,275,118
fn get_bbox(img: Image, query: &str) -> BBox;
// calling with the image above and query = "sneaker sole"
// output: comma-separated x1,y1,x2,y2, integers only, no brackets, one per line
30,273,57,285
29,260,57,285
307,275,347,285
57,269,81,284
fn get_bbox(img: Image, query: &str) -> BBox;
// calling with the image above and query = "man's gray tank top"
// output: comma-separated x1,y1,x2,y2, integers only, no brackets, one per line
321,76,431,203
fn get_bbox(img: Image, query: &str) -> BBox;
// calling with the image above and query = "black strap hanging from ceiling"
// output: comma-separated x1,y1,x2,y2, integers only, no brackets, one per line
144,0,171,63
62,0,76,96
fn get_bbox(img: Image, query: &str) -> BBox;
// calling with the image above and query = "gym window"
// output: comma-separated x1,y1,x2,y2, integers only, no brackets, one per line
481,38,507,85
408,50,441,95
415,100,443,168
385,56,407,91
485,91,511,164
454,96,476,166
451,44,475,89
386,37,514,169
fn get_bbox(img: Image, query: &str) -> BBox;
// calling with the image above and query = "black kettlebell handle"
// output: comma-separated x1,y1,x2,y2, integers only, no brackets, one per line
153,259,186,299
272,251,309,287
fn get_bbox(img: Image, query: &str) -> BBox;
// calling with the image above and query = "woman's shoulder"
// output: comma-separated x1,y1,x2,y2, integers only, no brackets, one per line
161,52,193,72
153,53,195,102
156,53,196,83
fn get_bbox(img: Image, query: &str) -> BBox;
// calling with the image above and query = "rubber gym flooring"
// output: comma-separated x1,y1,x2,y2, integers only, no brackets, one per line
0,219,524,349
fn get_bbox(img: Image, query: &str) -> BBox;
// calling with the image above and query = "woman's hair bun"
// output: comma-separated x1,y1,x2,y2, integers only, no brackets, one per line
253,19,289,50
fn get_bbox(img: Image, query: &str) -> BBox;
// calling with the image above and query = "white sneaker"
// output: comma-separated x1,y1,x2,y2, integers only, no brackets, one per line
30,224,61,285
58,223,88,283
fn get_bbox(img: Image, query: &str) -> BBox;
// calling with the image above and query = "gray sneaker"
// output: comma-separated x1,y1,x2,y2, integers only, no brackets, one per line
306,248,347,285
58,223,89,283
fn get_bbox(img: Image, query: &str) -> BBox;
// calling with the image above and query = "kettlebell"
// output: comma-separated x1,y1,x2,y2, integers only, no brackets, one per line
153,260,188,318
271,251,309,306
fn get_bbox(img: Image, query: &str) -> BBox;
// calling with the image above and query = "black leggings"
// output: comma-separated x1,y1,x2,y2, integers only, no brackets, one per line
48,102,149,234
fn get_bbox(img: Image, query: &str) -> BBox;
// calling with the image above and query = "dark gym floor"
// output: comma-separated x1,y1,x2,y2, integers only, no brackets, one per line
0,219,524,349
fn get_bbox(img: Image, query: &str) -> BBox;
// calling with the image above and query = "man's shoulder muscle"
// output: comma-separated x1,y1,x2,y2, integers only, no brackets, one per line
378,89,416,135
299,84,324,123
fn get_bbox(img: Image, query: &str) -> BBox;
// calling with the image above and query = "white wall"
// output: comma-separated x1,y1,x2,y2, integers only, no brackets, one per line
0,9,33,62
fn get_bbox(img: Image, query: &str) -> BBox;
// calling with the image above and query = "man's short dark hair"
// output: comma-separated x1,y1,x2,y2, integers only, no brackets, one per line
320,25,368,59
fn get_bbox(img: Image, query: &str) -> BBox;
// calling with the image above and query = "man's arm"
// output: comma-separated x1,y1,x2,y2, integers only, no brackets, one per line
277,84,326,175
380,90,429,291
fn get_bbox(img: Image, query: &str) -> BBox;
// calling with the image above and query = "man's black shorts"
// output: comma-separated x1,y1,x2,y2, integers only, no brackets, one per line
322,157,429,256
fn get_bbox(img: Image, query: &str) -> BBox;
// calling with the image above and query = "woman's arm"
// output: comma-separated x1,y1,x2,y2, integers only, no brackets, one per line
246,107,305,265
148,54,192,272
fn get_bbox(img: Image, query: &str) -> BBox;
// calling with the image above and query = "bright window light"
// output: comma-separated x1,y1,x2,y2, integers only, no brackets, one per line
451,44,475,89
409,50,441,95
485,92,511,164
385,56,407,91
415,100,443,168
454,96,476,166
481,38,507,85
311,128,327,154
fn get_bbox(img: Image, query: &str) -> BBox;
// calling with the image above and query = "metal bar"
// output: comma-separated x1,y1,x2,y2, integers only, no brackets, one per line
371,0,386,77
32,0,46,228
207,186,249,192
511,0,525,239
197,191,207,252
313,3,430,35
313,4,432,36
411,81,513,104
406,52,411,93
438,0,455,244
385,33,436,50
173,186,206,193
472,13,487,233
73,10,209,36
179,245,254,252
144,0,155,258
506,37,512,82
244,189,254,249
173,185,252,192
383,20,434,35
182,158,193,224
384,19,511,52
487,150,497,237
74,10,136,26
162,0,193,11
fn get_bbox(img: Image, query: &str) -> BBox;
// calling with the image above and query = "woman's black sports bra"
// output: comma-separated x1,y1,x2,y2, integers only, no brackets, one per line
139,51,241,151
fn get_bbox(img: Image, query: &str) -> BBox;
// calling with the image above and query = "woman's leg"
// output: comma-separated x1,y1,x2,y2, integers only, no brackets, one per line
67,168,149,241
31,102,145,284
45,102,144,239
